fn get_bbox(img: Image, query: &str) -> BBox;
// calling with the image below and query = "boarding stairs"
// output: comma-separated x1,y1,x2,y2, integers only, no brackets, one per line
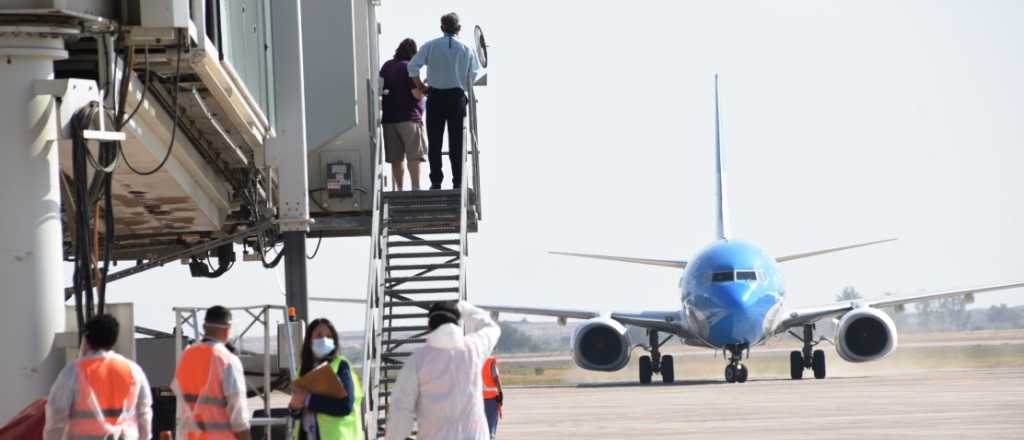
361,87,482,438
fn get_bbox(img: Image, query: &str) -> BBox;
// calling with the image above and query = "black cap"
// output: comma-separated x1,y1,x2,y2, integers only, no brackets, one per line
204,305,233,326
428,301,461,330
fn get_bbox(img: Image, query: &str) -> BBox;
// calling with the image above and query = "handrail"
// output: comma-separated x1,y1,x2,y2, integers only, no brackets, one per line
361,72,386,435
468,83,482,220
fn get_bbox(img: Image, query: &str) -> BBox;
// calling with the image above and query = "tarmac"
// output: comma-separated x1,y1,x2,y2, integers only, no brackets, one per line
497,367,1024,439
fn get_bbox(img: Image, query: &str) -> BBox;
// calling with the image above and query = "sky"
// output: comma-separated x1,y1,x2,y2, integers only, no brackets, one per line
91,0,1024,336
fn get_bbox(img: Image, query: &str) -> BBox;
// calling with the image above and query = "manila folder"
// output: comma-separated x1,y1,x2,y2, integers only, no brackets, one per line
293,363,348,400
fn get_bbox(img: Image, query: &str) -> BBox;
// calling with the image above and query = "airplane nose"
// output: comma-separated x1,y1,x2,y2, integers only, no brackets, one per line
707,283,765,346
711,282,756,308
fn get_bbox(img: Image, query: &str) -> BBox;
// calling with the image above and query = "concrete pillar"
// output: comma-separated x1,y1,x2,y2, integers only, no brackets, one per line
0,28,69,422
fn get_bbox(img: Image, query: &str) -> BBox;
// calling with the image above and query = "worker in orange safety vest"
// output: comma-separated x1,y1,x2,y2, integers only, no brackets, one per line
172,306,251,440
481,355,503,439
44,314,153,440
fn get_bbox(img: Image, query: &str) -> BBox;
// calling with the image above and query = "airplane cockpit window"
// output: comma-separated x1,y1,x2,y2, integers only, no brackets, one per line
711,271,734,282
736,270,758,281
709,270,760,283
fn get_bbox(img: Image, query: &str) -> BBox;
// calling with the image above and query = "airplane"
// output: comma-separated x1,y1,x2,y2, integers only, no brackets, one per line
481,75,1024,384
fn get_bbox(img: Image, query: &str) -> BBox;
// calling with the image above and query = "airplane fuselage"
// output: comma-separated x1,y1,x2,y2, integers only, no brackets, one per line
680,240,785,349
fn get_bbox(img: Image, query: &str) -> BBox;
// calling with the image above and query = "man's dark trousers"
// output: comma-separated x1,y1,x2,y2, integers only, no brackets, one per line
426,87,467,189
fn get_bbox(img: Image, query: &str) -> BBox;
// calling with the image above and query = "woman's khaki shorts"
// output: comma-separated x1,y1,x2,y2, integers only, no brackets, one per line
383,121,427,163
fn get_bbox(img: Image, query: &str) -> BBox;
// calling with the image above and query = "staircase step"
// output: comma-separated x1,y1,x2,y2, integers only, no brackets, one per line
385,275,460,283
382,351,412,358
384,338,425,345
386,287,459,295
382,325,429,332
386,263,460,271
387,239,460,247
383,189,460,200
388,226,460,235
383,312,429,320
383,300,437,308
387,251,460,259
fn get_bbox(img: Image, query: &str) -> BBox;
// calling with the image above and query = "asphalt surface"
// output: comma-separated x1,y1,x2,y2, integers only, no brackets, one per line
497,368,1024,439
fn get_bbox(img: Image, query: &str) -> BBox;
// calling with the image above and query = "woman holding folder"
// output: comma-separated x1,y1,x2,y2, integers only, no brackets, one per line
289,318,363,440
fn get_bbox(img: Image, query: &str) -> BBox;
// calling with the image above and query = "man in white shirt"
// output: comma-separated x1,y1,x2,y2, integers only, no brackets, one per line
407,12,482,190
385,301,501,440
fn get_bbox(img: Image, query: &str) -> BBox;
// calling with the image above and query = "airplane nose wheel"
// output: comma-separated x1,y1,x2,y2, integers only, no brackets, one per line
724,346,748,383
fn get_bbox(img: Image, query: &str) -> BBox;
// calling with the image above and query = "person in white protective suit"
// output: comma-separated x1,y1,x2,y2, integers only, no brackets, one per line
44,314,153,440
385,301,501,440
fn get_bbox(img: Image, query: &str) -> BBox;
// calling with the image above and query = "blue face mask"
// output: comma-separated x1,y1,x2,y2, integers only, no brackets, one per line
312,337,335,359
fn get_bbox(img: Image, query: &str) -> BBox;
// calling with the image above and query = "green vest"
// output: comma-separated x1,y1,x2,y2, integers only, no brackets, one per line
293,355,364,440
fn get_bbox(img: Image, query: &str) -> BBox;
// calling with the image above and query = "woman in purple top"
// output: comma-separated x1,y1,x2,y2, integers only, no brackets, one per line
380,39,428,191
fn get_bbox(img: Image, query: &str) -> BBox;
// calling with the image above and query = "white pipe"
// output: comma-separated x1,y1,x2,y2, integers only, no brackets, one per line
0,30,69,422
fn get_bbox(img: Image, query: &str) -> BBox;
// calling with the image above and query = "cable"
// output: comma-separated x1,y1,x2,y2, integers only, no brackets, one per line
120,30,183,176
262,243,286,269
119,44,151,129
307,231,323,260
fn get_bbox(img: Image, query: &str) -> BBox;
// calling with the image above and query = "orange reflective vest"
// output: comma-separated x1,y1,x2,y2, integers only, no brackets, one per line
175,343,235,440
68,355,139,439
481,356,500,400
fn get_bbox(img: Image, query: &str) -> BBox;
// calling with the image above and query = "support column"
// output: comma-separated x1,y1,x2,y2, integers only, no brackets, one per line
269,0,312,323
0,28,70,421
283,231,309,322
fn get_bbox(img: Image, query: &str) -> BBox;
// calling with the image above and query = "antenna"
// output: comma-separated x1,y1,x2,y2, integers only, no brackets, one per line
714,74,730,240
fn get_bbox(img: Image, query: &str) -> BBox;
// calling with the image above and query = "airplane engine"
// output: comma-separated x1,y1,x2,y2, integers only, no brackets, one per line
571,317,632,371
835,307,898,362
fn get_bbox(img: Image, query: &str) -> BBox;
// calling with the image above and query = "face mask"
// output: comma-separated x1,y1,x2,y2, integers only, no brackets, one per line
312,337,336,359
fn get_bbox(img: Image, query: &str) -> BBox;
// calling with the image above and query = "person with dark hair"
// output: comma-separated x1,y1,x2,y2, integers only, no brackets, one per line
407,12,483,190
385,301,500,440
44,314,153,440
172,306,252,440
381,38,427,191
288,318,363,440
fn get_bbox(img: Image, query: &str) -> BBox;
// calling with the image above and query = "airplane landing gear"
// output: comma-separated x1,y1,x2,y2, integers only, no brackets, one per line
788,324,827,380
639,330,675,384
724,345,748,383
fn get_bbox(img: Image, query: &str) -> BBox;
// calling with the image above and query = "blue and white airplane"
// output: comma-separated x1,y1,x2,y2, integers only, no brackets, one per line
482,76,1024,384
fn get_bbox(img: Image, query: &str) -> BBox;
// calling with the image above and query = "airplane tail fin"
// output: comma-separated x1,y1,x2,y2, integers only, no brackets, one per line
714,74,730,241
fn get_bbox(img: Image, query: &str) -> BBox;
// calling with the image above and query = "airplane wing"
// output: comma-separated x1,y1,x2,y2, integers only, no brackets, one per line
478,305,689,336
775,238,898,263
773,280,1024,333
550,251,687,269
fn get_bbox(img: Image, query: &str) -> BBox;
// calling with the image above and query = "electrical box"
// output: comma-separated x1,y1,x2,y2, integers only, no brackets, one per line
326,161,354,199
140,0,189,28
278,321,304,370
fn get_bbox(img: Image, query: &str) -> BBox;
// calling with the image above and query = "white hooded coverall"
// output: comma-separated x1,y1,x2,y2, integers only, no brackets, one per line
385,301,501,440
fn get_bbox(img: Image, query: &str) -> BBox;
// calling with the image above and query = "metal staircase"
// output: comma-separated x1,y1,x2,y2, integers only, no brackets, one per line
361,85,482,437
